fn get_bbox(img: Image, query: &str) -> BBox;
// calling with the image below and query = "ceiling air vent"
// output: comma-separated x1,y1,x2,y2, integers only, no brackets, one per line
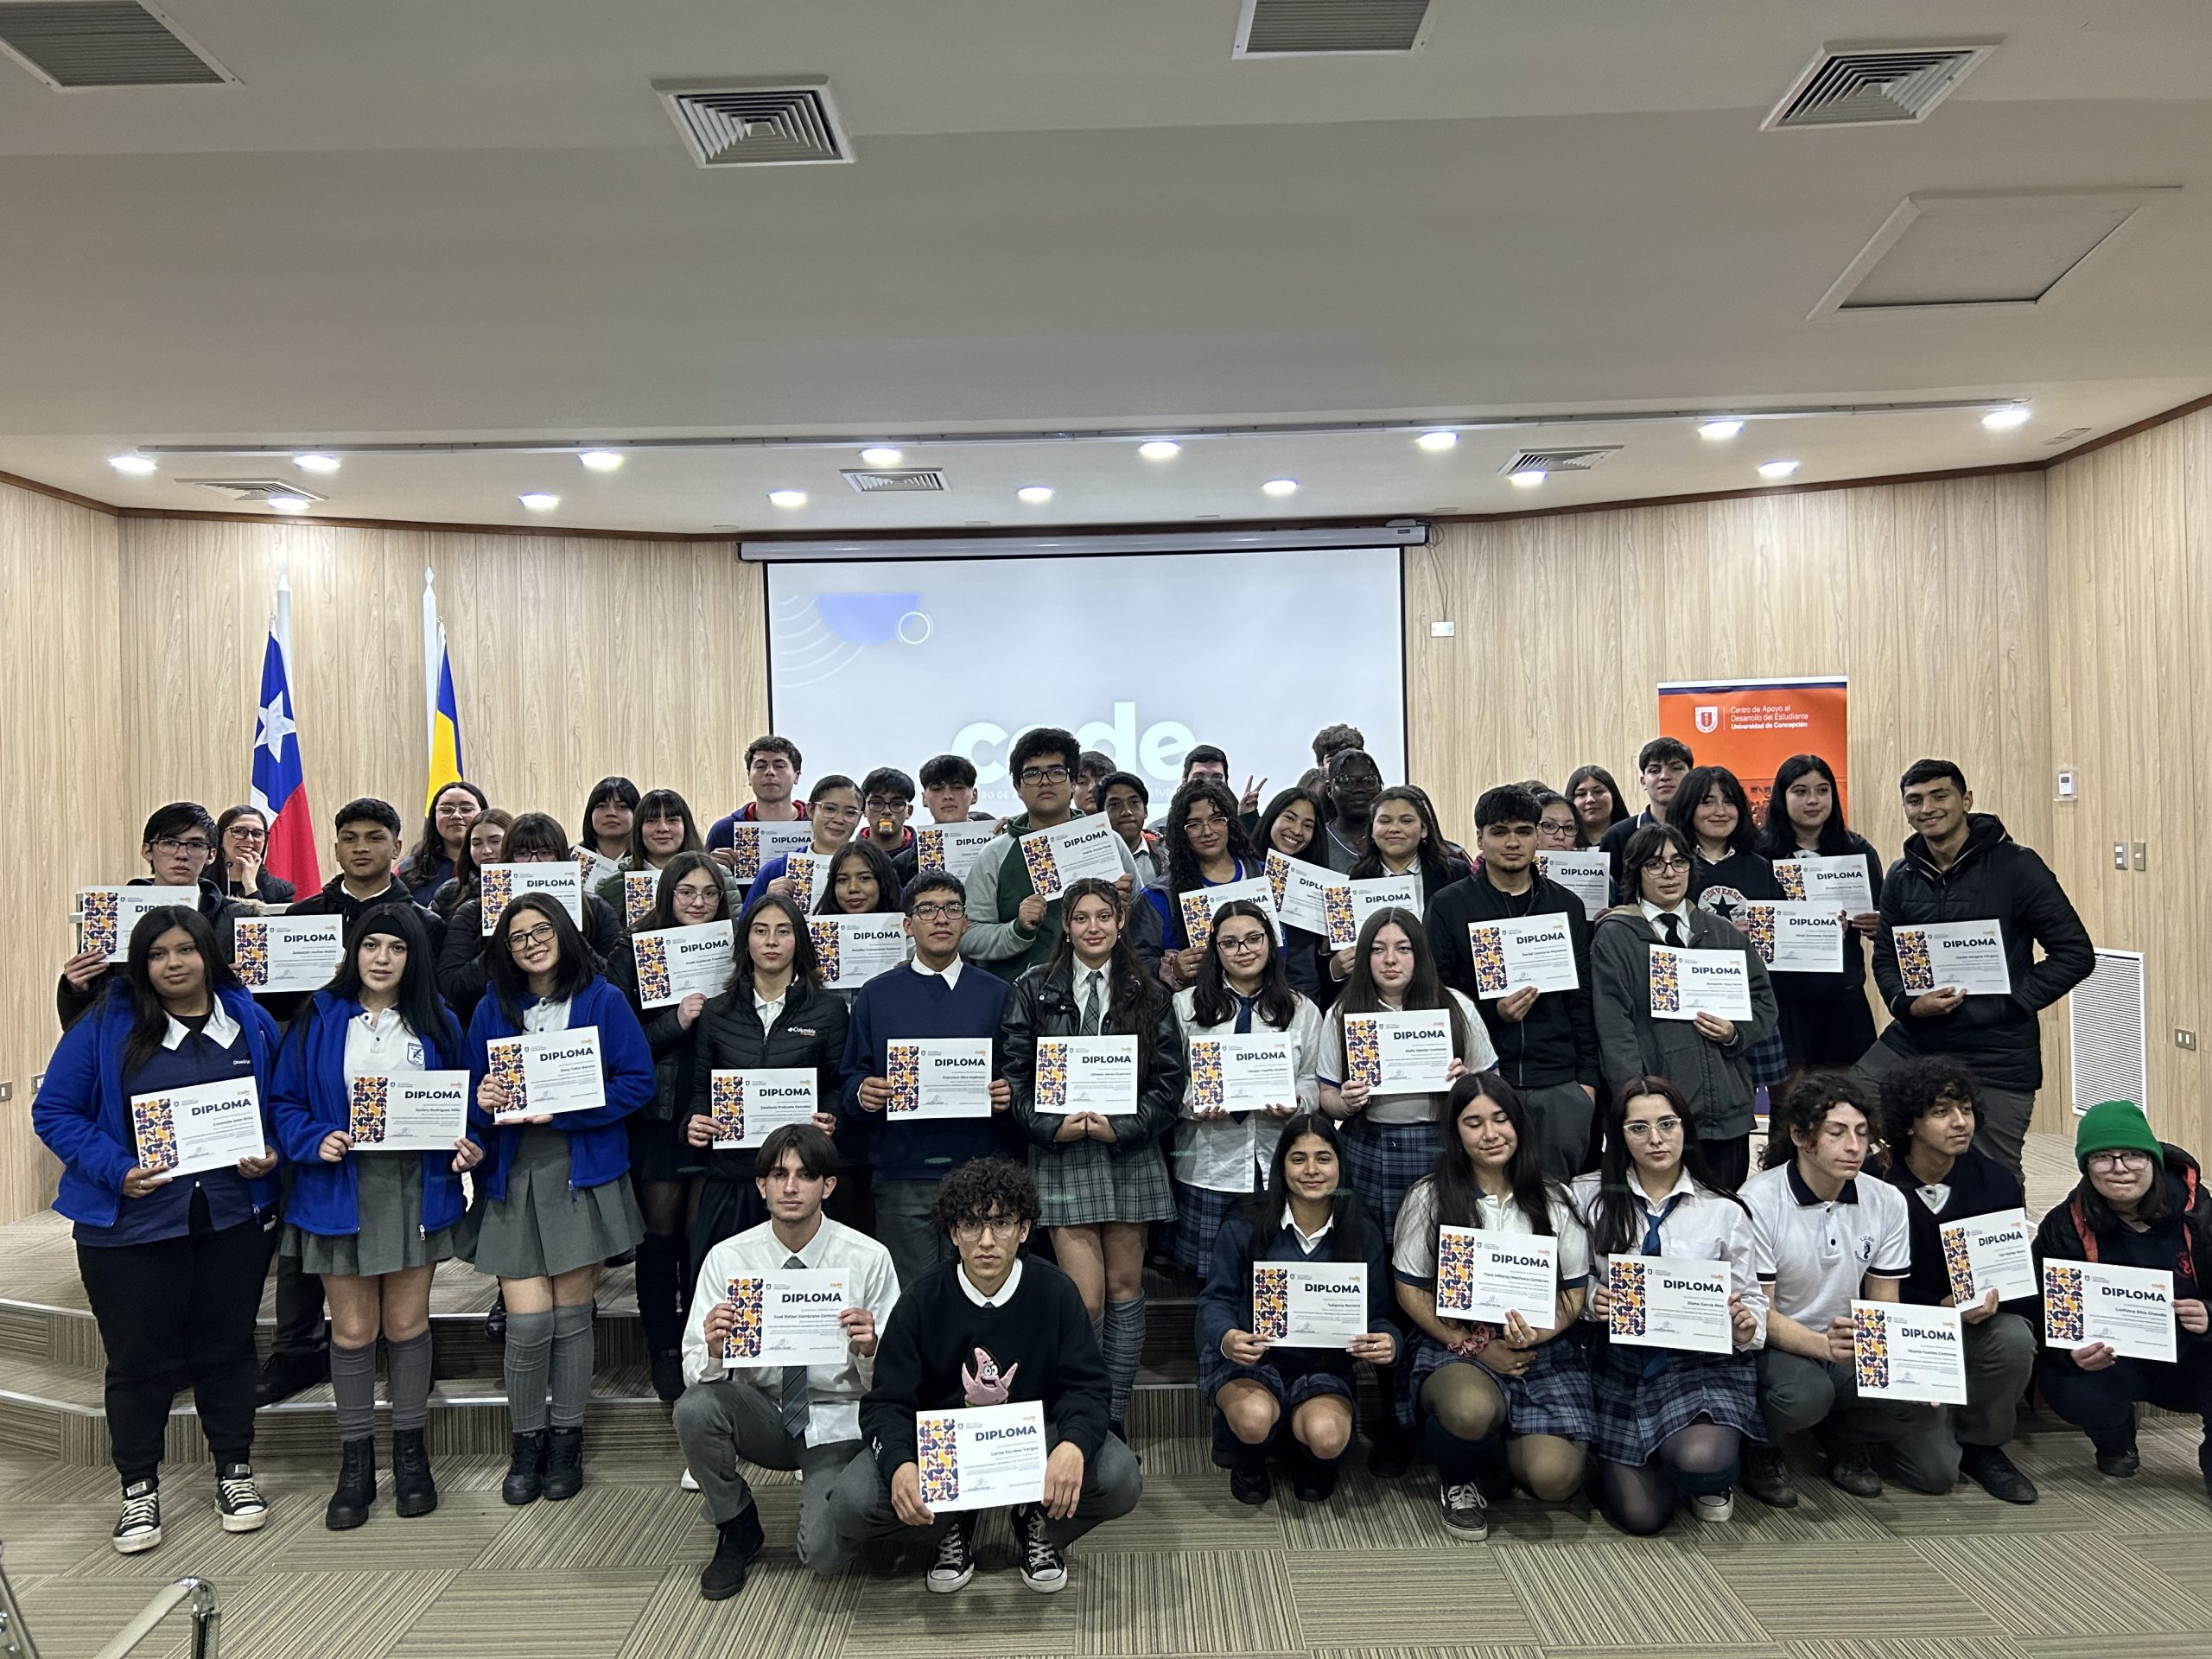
1763,41,1997,130
1501,447,1619,475
842,469,945,494
658,82,850,168
1233,0,1433,57
180,478,327,503
0,1,232,90
2044,427,2094,446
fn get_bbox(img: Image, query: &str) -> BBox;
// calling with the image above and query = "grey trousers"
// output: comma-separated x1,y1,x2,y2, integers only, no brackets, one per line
1521,1080,1598,1184
1885,1311,2039,1491
671,1379,861,1566
812,1423,1143,1577
873,1179,958,1291
1758,1349,1939,1471
1852,1040,2036,1181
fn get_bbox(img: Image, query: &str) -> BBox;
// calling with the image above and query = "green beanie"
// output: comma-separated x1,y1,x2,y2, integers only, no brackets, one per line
2075,1100,2162,1169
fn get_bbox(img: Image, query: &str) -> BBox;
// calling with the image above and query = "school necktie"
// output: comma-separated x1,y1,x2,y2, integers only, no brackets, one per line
1234,994,1255,1037
1081,970,1104,1036
779,1253,810,1439
1658,913,1683,948
1639,1195,1687,1378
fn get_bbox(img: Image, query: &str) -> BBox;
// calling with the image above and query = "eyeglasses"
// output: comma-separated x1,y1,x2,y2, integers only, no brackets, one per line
909,901,966,921
1216,932,1269,955
152,837,213,855
815,802,861,820
506,923,557,952
1623,1117,1683,1139
861,796,909,813
2086,1150,2152,1173
952,1217,1023,1242
226,826,266,842
1018,766,1072,785
1643,857,1692,874
435,804,475,819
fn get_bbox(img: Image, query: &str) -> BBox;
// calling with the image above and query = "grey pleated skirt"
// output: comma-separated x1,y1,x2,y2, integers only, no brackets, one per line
284,1154,461,1279
461,1126,645,1280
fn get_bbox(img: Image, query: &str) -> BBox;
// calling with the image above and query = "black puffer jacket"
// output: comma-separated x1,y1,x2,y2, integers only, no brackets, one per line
605,933,709,1124
1001,956,1187,1151
1871,814,2093,1092
683,976,849,1184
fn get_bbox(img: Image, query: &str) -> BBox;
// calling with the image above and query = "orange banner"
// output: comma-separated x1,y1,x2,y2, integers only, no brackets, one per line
1656,677,1848,820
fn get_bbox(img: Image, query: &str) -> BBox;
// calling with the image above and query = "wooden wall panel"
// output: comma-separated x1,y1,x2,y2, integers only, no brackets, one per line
0,483,128,1224
2046,410,2211,1149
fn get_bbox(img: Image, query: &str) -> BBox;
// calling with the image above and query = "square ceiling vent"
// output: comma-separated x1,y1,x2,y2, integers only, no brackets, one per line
1501,447,1620,474
1234,0,1434,57
658,81,850,167
1812,188,2177,316
180,478,326,503
842,469,945,493
0,0,232,89
1763,41,1997,130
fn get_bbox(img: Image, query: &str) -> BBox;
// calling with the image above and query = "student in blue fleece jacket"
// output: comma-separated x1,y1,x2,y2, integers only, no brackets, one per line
464,893,655,1508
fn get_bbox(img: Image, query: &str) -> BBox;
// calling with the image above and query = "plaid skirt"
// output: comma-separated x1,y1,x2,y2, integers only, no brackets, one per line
1198,1341,1357,1409
1032,1137,1175,1228
1404,1329,1596,1442
1341,1119,1442,1244
1171,1181,1246,1276
1588,1333,1763,1466
1746,1028,1790,1090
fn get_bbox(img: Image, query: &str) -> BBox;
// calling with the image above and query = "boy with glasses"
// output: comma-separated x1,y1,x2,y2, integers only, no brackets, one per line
817,1158,1141,1594
843,873,1016,1284
57,802,251,1029
860,766,917,860
744,775,864,910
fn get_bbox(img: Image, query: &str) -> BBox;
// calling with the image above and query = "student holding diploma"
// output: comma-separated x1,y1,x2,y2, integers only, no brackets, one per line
1569,1079,1764,1535
31,906,282,1554
1005,877,1187,1440
1143,777,1264,989
606,852,730,1402
2032,1101,2212,1498
267,905,482,1529
1170,900,1324,1274
438,811,625,1023
805,834,907,1230
745,773,864,911
1592,823,1776,1191
1756,754,1885,1083
1874,1058,2041,1504
1198,1115,1395,1505
675,1126,898,1602
1391,1075,1592,1540
843,872,1014,1287
1679,766,1790,1101
590,788,733,918
1255,785,1332,1007
465,893,655,1506
820,1159,1142,1596
58,801,252,1031
430,807,510,921
683,893,849,1259
1339,786,1471,945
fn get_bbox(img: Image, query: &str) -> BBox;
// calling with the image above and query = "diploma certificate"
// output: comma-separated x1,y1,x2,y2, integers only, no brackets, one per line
1018,816,1126,899
1939,1209,2038,1306
130,1077,264,1178
1465,915,1579,999
723,821,814,884
1740,902,1846,975
1187,1034,1298,1116
1434,1226,1557,1324
1033,1036,1139,1115
1773,853,1874,915
809,915,909,991
721,1269,850,1368
630,923,736,1009
348,1072,470,1153
480,863,584,934
232,915,347,994
1647,945,1754,1021
1343,1010,1454,1094
1323,875,1420,950
1607,1258,1732,1356
1852,1300,1968,1405
2043,1258,2177,1363
1251,1262,1367,1349
486,1027,607,1122
886,1039,994,1120
912,822,997,880
709,1068,818,1149
1535,850,1610,922
1177,875,1276,947
1894,921,2013,997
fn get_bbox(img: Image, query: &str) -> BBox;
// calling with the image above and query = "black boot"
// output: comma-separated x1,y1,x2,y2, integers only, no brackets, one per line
485,1287,507,1345
1288,1442,1342,1503
1230,1441,1273,1506
391,1427,438,1518
502,1429,547,1505
700,1506,766,1601
324,1437,376,1531
636,1233,685,1358
543,1426,586,1501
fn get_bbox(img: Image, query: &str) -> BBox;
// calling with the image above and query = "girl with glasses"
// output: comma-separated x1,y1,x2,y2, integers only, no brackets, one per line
1145,778,1264,991
1534,791,1580,853
745,775,863,911
400,782,488,905
213,804,295,906
435,811,625,1024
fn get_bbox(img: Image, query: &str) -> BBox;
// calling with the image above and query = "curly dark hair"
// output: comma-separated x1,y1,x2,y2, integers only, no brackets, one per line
934,1156,1041,1235
1763,1071,1878,1169
1876,1056,1980,1156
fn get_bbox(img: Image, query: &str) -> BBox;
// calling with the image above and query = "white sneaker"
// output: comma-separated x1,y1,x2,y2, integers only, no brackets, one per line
1691,1490,1734,1523
679,1467,701,1492
112,1480,162,1554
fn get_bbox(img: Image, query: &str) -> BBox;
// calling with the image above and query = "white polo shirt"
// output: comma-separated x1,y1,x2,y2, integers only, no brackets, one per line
1743,1161,1910,1329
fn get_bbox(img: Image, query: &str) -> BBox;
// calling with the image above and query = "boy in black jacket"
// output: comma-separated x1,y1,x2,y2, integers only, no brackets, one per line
1426,785,1599,1179
817,1159,1141,1594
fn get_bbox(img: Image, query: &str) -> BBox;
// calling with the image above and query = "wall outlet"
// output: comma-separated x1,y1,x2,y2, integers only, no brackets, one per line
2177,1029,2198,1051
2133,842,2148,871
1429,620,1456,638
30,1071,42,1093
2056,767,2077,801
2113,841,2129,871
0,1082,12,1103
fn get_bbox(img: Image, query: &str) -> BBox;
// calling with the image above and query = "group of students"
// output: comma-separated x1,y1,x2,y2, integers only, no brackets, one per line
29,718,2209,1605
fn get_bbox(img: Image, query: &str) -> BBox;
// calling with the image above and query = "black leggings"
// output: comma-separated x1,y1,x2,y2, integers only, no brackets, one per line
1594,1422,1742,1535
78,1211,277,1484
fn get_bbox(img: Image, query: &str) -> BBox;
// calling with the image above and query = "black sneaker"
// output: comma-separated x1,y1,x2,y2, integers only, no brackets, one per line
1440,1479,1490,1540
2094,1436,2140,1478
216,1462,269,1532
1738,1442,1799,1510
925,1513,976,1594
1826,1445,1882,1498
252,1350,327,1408
1230,1458,1272,1506
1013,1503,1068,1594
1959,1444,2039,1505
1291,1459,1340,1503
112,1479,162,1554
699,1506,765,1601
650,1351,685,1405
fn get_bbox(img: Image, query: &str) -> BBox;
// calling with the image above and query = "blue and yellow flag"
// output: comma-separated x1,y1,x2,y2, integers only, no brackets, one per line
423,569,466,811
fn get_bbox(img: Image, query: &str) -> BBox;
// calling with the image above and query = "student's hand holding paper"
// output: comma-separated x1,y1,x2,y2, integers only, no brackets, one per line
1588,1282,1612,1318
317,1130,353,1164
1053,1114,1092,1144
1086,1116,1119,1144
1042,1442,1084,1521
1335,1077,1371,1114
2071,1339,2118,1371
1500,1309,1543,1349
236,1146,277,1179
810,1110,841,1135
1222,1328,1269,1364
1443,1058,1468,1084
1496,985,1540,1023
1960,1287,2000,1326
1692,1012,1735,1044
890,1462,933,1527
701,1297,739,1347
685,1115,716,1147
121,1164,168,1198
1910,988,1968,1018
1172,944,1205,981
840,1306,878,1357
857,1077,893,1113
677,992,707,1032
1729,1293,1758,1347
61,947,107,990
1478,1337,1532,1377
1350,1329,1395,1363
1017,893,1048,930
1823,1314,1858,1364
2177,1298,2209,1336
1112,874,1133,903
477,1075,511,1115
765,876,794,899
1849,910,1879,938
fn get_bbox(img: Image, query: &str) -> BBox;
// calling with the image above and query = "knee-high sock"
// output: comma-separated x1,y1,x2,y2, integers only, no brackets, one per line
504,1310,554,1433
385,1331,434,1433
1102,1297,1146,1427
549,1303,596,1430
635,1232,685,1356
330,1339,378,1441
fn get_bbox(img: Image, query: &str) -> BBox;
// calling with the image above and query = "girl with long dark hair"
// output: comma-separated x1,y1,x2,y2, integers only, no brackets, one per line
578,775,640,863
1255,784,1332,1007
1566,765,1630,849
1344,785,1471,914
1144,778,1263,990
1755,753,1885,1077
400,780,488,904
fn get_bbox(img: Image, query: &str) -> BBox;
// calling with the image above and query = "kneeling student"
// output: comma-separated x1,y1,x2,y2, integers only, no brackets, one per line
675,1125,899,1601
817,1158,1141,1595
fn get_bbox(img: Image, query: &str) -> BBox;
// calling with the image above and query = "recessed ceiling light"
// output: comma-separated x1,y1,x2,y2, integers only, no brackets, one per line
1017,485,1055,504
294,453,341,474
1138,440,1181,461
518,492,560,511
1758,460,1800,480
1509,469,1547,488
578,449,624,471
859,446,903,467
1262,478,1299,496
1981,406,2031,430
768,489,807,508
268,494,311,512
1699,419,1744,441
1415,430,1459,452
108,454,156,474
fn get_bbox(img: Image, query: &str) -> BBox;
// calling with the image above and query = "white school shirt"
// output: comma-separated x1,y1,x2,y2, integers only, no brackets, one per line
1742,1161,1911,1330
521,997,572,1035
1568,1168,1767,1346
1071,963,1112,1026
1319,988,1497,1127
1282,1207,1333,1256
1391,1176,1592,1290
341,1007,428,1085
957,1257,1024,1306
911,957,963,990
1639,899,1697,940
1170,986,1323,1194
679,1216,900,1446
162,999,242,1051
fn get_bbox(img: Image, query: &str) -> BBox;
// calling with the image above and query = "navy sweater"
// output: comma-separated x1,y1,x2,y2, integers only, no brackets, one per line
840,963,1014,1180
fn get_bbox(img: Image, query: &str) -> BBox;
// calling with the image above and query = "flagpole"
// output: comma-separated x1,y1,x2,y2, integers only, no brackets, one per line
423,567,440,771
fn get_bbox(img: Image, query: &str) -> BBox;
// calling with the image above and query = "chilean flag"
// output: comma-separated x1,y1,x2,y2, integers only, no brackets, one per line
251,576,321,892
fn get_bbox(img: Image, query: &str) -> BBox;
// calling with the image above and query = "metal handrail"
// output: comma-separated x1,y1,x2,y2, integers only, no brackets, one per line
0,1542,221,1659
